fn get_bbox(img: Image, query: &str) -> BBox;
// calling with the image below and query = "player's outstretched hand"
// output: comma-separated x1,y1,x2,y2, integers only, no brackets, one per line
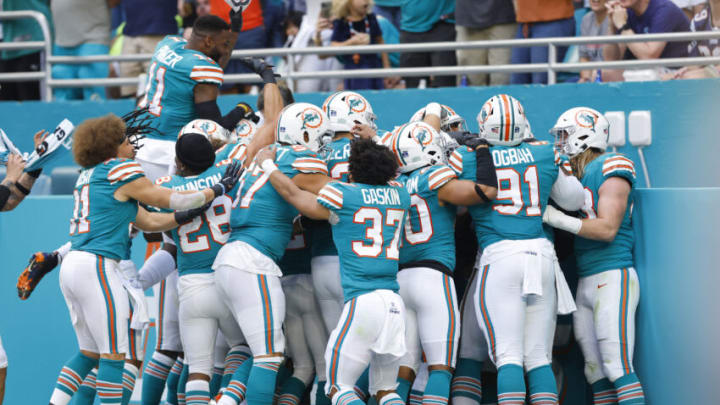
174,202,212,224
17,251,59,300
239,57,280,84
449,131,489,149
212,160,244,197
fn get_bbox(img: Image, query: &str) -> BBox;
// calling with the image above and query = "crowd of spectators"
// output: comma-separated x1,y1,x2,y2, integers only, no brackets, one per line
0,0,718,101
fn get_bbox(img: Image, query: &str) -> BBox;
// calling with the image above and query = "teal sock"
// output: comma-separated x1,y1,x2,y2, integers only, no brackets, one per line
186,380,211,404
409,389,423,405
330,390,365,405
614,373,645,404
121,363,139,405
166,358,184,405
316,380,331,405
50,352,98,405
222,355,254,404
177,363,189,405
141,352,174,405
496,364,525,405
377,392,404,405
72,368,98,405
210,366,224,397
354,368,370,402
222,347,252,389
423,369,452,405
273,362,294,403
451,358,483,405
396,376,412,402
245,359,282,405
277,376,307,405
367,395,378,405
592,378,618,404
526,365,558,404
96,358,125,404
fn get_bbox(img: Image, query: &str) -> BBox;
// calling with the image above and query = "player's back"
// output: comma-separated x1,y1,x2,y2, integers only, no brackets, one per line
70,158,144,260
317,181,410,301
229,144,328,262
156,154,239,275
279,228,313,276
398,164,457,273
574,153,636,275
140,36,224,140
470,141,559,248
310,136,351,258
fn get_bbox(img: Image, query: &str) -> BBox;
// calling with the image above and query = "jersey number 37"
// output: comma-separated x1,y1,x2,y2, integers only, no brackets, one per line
351,207,404,260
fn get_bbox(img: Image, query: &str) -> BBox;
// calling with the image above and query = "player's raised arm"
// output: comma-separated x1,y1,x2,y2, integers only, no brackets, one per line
256,147,330,220
1,131,48,211
242,58,284,166
133,204,209,232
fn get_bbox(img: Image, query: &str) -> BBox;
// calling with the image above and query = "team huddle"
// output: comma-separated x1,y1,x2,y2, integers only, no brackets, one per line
12,10,645,405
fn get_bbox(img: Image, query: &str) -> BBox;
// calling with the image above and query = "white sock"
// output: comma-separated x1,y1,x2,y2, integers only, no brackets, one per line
55,241,72,263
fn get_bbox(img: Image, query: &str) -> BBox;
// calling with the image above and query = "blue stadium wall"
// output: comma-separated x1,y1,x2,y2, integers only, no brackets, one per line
0,79,718,404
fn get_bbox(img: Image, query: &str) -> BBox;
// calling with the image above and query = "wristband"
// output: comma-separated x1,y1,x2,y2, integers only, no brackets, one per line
15,182,31,195
211,183,226,198
260,69,277,85
27,168,42,178
618,23,632,32
261,159,279,175
425,102,442,118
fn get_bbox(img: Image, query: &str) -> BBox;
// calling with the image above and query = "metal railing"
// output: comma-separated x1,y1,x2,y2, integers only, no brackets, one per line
1,10,719,101
0,11,52,99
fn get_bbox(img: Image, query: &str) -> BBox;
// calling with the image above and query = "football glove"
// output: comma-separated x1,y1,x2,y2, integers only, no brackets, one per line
17,251,59,300
239,57,280,84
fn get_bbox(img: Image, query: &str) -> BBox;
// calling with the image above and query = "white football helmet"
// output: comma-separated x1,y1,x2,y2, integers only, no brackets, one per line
322,91,377,133
179,119,231,143
390,121,445,173
277,102,333,153
549,107,609,158
476,94,527,146
231,118,258,145
409,104,468,133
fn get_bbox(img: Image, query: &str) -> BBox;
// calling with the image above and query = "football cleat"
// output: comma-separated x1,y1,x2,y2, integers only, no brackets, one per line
17,251,59,300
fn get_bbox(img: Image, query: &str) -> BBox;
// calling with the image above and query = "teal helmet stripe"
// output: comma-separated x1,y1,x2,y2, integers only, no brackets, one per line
508,96,516,142
394,123,409,166
497,96,505,142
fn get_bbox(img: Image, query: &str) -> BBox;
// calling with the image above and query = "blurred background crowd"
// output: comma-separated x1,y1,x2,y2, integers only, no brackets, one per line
0,0,717,101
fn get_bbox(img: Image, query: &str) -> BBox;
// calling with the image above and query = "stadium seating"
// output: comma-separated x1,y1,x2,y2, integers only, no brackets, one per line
50,166,80,195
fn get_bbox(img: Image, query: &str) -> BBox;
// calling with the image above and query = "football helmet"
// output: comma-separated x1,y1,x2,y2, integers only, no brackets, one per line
277,102,333,153
391,121,445,173
410,104,468,133
231,118,258,145
179,119,232,143
476,94,527,146
322,91,377,133
549,107,609,157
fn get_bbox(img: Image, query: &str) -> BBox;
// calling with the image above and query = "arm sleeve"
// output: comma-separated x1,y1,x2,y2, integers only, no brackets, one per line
550,168,585,212
648,5,690,33
136,248,177,290
331,20,347,42
195,101,246,131
369,14,382,39
601,155,637,186
0,184,10,209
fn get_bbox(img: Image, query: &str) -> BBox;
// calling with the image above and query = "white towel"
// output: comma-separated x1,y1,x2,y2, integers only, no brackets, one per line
554,260,577,315
117,260,150,330
522,249,543,297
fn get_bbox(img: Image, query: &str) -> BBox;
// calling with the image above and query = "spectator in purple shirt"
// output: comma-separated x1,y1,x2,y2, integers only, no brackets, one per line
119,0,179,98
602,0,689,81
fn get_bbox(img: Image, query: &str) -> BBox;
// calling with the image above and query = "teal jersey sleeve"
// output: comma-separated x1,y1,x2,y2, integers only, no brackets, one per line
469,141,560,248
399,164,458,272
229,145,328,262
311,137,352,258
279,228,313,276
140,36,224,140
69,159,144,260
156,155,234,276
574,153,636,276
449,146,477,181
317,181,410,301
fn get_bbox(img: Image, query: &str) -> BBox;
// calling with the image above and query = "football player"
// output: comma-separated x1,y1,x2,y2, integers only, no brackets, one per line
545,107,646,404
213,102,331,405
47,113,241,405
0,130,46,211
254,137,411,405
467,95,584,405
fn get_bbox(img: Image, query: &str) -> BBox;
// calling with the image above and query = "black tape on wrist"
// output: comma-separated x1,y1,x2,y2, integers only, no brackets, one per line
474,146,498,187
15,182,30,196
28,168,42,178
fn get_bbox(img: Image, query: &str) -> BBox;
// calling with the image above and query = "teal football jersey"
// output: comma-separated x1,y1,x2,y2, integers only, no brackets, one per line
229,144,328,262
468,141,559,248
279,228,313,276
575,153,636,276
139,36,224,140
448,146,476,180
317,181,411,301
69,159,145,260
155,150,244,276
310,136,351,258
398,164,458,272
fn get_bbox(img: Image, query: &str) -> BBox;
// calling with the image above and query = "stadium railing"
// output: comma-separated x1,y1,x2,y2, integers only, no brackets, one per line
3,10,720,101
